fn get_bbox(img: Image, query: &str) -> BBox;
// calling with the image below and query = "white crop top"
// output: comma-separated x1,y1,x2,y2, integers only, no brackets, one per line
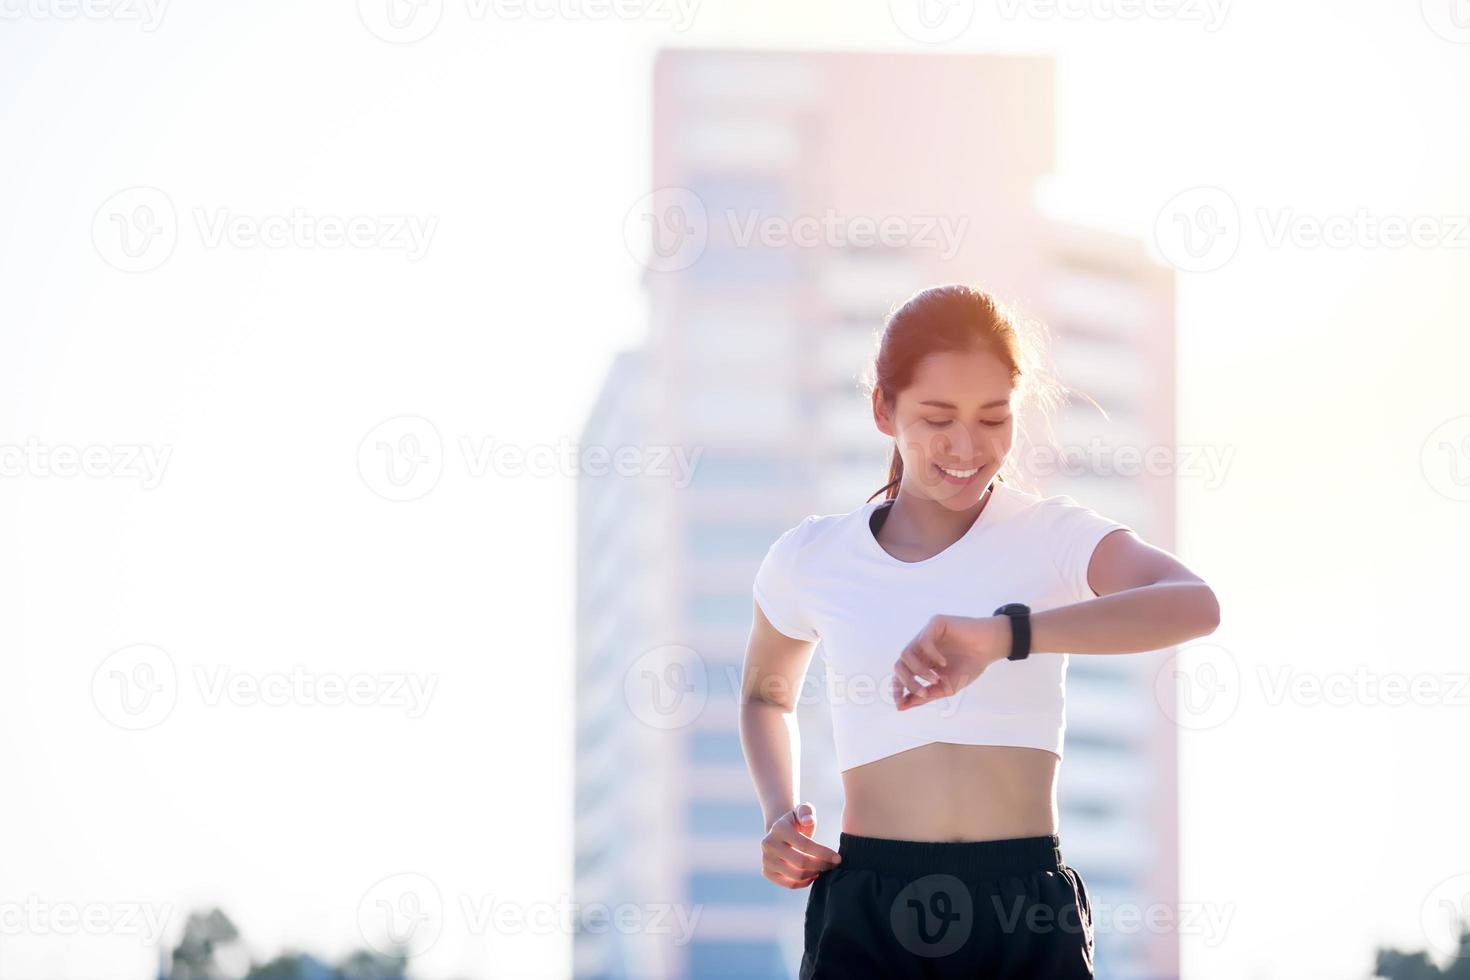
751,479,1132,772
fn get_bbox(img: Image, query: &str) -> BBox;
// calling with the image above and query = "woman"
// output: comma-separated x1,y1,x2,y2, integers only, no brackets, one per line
738,284,1220,978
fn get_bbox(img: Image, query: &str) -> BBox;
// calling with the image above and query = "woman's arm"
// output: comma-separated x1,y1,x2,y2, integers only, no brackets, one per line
739,602,817,829
890,529,1220,709
740,602,843,887
1029,527,1221,655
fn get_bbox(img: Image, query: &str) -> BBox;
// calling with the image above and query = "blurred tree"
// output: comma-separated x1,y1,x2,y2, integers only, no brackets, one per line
240,949,407,980
161,907,411,980
165,908,246,980
1375,919,1470,979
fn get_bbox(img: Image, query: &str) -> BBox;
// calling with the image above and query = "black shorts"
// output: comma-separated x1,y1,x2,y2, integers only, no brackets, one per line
799,832,1095,979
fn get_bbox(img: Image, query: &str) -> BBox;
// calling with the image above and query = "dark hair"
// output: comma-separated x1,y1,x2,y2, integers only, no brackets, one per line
861,283,1070,502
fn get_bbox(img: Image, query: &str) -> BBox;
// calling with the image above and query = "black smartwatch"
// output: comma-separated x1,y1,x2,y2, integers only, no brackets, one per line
993,603,1032,661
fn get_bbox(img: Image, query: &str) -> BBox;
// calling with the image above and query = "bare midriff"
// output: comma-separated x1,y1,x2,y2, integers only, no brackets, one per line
839,742,1060,843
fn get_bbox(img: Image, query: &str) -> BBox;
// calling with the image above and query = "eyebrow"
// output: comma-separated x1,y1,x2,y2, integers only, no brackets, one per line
918,399,1010,410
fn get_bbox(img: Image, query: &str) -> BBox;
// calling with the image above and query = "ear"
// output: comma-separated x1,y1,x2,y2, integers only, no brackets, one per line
872,387,896,438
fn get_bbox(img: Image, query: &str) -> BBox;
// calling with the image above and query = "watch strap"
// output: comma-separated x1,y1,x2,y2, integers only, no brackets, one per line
993,603,1032,661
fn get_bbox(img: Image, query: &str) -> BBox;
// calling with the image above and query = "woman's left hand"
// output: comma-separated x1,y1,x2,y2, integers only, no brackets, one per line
890,614,1010,711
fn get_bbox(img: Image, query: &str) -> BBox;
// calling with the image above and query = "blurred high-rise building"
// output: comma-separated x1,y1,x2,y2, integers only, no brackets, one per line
575,49,1177,979
1035,211,1181,980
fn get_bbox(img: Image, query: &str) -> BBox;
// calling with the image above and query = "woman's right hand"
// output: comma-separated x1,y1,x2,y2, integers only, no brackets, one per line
761,803,843,889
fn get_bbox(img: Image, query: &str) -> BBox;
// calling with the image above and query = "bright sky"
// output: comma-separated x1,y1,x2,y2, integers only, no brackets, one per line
2,2,1468,979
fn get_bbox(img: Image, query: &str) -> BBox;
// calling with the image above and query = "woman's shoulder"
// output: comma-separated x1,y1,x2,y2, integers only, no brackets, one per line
994,478,1120,524
767,499,878,554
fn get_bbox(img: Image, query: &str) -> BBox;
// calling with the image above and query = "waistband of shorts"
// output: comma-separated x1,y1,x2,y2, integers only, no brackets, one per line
836,832,1064,879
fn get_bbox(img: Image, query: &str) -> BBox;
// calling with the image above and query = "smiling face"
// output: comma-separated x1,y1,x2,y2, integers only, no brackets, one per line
872,345,1016,509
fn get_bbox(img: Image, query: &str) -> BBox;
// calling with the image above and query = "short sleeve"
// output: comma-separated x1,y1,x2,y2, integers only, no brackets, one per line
1046,496,1133,600
752,518,819,642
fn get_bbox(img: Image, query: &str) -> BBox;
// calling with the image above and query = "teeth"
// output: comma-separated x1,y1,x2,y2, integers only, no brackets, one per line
939,465,979,479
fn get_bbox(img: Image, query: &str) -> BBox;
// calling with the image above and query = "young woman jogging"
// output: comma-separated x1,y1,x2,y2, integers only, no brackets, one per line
738,283,1221,978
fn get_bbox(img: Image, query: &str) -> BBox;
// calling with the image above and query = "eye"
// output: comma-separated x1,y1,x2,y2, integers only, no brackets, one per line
982,416,1011,428
925,419,953,428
